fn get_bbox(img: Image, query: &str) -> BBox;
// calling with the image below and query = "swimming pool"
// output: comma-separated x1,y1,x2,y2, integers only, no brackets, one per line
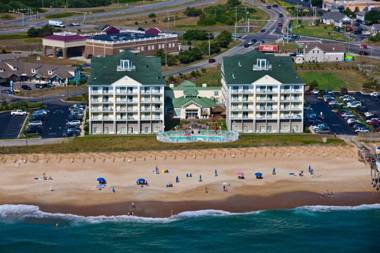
156,130,239,143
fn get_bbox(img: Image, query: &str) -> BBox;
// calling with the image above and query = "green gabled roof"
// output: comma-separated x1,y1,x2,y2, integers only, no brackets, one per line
90,51,164,86
173,80,220,90
222,51,303,85
172,96,216,109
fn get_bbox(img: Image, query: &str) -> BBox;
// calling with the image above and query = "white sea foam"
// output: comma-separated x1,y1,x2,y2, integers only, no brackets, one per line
0,204,379,224
295,203,380,213
0,204,259,224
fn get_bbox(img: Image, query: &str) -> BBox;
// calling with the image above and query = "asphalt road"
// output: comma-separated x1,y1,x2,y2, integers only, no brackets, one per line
305,94,355,135
0,112,26,139
0,0,215,34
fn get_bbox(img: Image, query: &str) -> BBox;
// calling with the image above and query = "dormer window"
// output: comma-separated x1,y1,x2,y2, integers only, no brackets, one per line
117,59,136,71
0,68,4,72
253,59,272,71
31,68,36,74
48,70,53,75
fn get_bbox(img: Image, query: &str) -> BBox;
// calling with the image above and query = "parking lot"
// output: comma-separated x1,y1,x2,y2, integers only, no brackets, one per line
305,94,355,135
0,101,85,139
305,91,380,136
0,112,26,139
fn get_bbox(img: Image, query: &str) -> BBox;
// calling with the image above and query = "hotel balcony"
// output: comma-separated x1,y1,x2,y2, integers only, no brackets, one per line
280,114,302,120
256,89,278,94
280,89,303,94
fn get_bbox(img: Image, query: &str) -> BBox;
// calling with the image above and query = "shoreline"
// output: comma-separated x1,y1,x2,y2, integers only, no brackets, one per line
3,191,379,218
1,145,379,218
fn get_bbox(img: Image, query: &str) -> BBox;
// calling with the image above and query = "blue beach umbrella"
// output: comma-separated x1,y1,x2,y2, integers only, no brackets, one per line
97,177,107,185
255,172,263,179
136,178,147,185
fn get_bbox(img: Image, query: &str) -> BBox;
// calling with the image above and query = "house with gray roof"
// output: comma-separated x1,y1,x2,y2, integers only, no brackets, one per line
221,51,304,133
322,11,351,27
298,42,346,63
0,59,75,85
88,51,165,135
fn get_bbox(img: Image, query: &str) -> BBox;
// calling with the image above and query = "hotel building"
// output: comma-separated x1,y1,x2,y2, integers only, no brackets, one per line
88,51,165,135
221,51,304,133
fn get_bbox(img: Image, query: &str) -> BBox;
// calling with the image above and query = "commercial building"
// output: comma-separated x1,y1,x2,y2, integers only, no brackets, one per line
296,42,346,63
322,0,380,11
42,32,86,58
88,51,165,135
221,51,304,133
84,28,179,58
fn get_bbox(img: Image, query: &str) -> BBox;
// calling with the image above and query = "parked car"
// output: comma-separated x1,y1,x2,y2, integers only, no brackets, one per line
21,84,32,90
1,89,12,94
28,120,43,126
370,92,379,97
32,109,49,116
355,127,369,133
10,109,27,116
64,127,81,137
260,29,266,33
208,58,216,63
66,120,81,126
347,101,362,108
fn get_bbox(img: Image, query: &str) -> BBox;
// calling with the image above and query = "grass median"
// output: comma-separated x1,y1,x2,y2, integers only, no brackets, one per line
0,134,345,154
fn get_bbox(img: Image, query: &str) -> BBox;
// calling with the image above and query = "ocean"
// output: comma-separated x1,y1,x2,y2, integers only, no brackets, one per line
0,204,379,253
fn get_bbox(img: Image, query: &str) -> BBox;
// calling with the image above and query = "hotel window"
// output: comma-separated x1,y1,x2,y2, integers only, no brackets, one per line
214,91,219,96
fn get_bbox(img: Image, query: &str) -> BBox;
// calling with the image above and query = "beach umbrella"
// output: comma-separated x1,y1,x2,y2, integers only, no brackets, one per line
255,172,263,179
97,177,107,185
136,178,147,185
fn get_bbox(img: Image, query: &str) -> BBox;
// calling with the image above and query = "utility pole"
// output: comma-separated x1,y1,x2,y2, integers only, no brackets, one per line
234,7,238,35
208,33,211,57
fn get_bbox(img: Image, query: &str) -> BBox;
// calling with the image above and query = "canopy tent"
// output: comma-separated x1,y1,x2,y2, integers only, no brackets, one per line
97,177,107,185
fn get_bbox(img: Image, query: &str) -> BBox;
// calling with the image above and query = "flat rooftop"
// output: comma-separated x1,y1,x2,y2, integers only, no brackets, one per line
88,31,176,43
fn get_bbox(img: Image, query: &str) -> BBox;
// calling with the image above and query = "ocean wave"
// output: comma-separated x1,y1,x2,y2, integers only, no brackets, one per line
0,204,259,224
1,203,379,224
295,203,380,213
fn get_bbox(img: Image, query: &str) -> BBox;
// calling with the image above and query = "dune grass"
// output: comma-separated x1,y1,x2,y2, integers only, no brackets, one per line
0,134,345,154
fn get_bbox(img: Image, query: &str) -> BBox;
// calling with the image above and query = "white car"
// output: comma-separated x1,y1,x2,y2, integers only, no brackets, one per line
370,92,379,97
66,120,81,126
10,110,27,116
28,120,43,126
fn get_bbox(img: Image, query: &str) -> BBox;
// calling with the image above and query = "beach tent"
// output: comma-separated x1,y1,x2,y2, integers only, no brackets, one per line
255,172,263,179
97,177,107,185
136,178,147,185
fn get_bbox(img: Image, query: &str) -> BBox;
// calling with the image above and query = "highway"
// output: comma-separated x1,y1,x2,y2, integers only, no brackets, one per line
0,0,216,34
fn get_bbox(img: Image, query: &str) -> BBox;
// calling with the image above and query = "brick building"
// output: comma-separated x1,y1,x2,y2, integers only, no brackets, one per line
84,28,179,58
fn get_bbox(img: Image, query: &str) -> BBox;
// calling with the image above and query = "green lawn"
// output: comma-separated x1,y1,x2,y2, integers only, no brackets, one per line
0,33,28,40
291,22,349,42
298,70,366,91
0,134,345,154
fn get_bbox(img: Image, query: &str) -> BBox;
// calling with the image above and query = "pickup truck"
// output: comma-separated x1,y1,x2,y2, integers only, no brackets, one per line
10,110,27,116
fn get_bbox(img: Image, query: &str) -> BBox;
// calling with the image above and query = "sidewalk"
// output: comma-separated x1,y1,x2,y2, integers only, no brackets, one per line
0,137,67,147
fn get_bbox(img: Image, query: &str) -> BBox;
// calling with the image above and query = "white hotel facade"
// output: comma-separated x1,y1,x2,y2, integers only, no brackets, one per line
221,51,304,133
88,51,165,135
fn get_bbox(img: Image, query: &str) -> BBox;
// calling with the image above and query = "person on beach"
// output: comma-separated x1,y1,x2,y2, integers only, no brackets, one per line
299,170,304,177
112,186,116,193
223,185,227,192
215,169,218,177
176,176,179,183
272,168,276,176
199,175,203,182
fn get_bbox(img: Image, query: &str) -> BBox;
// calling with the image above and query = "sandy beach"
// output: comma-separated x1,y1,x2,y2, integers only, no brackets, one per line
0,145,378,217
